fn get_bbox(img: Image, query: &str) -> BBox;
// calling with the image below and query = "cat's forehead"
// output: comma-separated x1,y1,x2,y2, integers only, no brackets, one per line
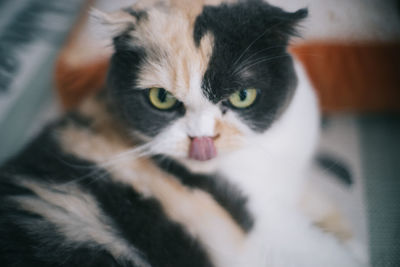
131,0,237,18
121,1,246,101
128,6,215,100
127,0,237,48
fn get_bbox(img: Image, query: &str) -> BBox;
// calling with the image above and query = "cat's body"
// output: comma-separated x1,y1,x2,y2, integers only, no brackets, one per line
0,1,362,266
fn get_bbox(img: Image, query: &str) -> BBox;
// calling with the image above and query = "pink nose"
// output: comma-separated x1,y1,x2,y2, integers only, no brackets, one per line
189,137,217,161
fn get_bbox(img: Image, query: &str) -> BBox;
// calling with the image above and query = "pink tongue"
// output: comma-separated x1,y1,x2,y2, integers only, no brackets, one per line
189,137,217,161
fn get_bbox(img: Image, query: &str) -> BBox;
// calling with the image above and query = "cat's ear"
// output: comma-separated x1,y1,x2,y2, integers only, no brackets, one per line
273,8,308,43
90,7,140,36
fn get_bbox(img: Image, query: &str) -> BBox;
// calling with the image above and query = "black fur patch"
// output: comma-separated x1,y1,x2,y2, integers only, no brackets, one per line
107,37,186,138
153,155,254,232
85,177,213,267
316,153,353,186
0,205,123,267
0,117,213,267
194,2,307,132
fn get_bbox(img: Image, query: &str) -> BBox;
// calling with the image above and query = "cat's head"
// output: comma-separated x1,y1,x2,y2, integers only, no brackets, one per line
98,0,307,166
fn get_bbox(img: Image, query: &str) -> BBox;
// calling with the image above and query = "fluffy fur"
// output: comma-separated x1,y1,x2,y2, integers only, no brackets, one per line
0,1,364,266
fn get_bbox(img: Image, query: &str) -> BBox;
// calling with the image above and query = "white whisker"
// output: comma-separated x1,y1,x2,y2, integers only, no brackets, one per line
233,54,291,76
231,45,287,75
231,21,284,69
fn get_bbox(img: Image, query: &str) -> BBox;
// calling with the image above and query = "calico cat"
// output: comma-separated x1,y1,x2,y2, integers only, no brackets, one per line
0,0,363,266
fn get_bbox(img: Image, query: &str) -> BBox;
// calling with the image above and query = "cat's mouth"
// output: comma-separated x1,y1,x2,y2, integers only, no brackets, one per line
188,135,219,161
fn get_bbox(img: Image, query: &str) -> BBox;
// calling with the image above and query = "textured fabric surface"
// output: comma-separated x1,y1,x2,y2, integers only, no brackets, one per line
358,115,400,267
0,0,85,163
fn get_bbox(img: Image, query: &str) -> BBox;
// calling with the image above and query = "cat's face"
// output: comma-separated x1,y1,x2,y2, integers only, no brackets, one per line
104,0,307,163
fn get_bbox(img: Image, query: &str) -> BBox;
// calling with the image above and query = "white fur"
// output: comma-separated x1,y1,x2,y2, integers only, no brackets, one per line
212,61,363,266
184,71,220,138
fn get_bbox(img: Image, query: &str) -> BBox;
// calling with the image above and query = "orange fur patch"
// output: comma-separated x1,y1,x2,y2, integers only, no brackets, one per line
215,119,244,151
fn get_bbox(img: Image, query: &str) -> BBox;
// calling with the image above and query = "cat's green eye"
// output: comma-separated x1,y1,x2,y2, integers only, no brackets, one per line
148,87,177,110
229,88,258,108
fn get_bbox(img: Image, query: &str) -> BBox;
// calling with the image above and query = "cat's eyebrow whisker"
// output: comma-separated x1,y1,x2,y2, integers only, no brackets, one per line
231,21,284,69
233,54,276,75
233,54,290,75
230,45,287,74
232,54,291,76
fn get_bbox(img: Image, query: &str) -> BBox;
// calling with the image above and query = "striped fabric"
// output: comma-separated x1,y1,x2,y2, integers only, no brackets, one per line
0,0,85,162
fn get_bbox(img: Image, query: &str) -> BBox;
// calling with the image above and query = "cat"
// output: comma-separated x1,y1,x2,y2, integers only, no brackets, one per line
0,0,363,266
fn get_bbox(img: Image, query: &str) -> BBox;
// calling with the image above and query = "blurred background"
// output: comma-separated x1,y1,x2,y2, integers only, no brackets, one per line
0,0,399,266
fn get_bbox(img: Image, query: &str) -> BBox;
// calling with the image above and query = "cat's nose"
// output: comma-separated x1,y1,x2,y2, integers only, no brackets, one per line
185,108,218,138
188,136,217,161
